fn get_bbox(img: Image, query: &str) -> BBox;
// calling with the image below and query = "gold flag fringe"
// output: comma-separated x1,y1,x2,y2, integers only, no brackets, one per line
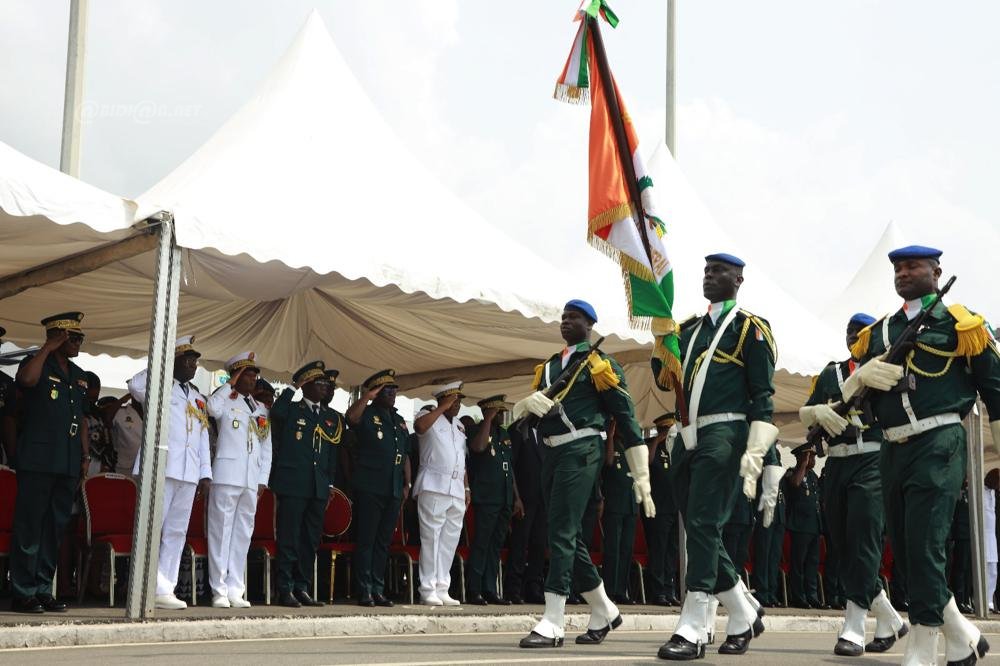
553,83,591,105
652,341,683,393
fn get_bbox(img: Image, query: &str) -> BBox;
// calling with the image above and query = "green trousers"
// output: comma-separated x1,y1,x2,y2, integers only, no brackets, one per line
353,490,401,598
750,518,784,605
881,424,966,626
275,495,325,594
643,503,679,598
467,502,511,596
949,539,972,606
10,471,76,599
788,530,820,605
821,452,884,608
669,421,747,594
723,523,753,575
602,510,636,598
541,435,603,597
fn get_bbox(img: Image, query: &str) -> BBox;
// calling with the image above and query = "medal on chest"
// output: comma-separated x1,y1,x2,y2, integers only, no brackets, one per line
490,445,496,457
377,430,384,440
296,430,303,441
232,418,240,429
51,387,59,400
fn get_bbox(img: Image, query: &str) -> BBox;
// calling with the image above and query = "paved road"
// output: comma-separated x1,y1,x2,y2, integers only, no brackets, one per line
5,630,994,665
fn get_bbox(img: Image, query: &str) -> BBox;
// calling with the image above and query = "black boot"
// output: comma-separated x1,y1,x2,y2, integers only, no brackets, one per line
657,635,706,661
575,615,622,644
833,638,864,657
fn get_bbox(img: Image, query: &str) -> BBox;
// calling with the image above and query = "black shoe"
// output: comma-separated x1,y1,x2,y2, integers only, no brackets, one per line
958,602,975,614
519,631,564,648
525,589,545,604
718,616,765,655
372,593,394,607
864,623,908,653
36,594,68,612
657,634,706,660
612,594,638,605
652,594,670,606
665,595,681,606
507,594,524,605
575,614,622,644
834,638,864,657
567,592,585,605
830,601,846,611
808,599,826,609
293,589,325,607
10,596,44,614
358,595,375,608
484,591,511,605
467,592,488,605
279,591,302,608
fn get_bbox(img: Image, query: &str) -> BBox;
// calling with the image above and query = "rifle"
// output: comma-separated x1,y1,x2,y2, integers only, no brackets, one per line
792,275,957,457
512,336,606,442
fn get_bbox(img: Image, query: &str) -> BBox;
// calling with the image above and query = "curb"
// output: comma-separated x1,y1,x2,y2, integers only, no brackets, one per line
3,613,1000,650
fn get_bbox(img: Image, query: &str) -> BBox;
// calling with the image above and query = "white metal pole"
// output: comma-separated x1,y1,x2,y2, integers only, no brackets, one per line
665,0,676,156
966,404,988,619
60,0,88,177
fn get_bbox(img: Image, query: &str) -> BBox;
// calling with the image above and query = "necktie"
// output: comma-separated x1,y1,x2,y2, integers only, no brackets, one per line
245,396,256,412
181,383,189,397
313,405,319,416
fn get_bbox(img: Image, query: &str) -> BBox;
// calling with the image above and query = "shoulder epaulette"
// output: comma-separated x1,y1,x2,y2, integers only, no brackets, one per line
530,362,545,391
946,304,991,358
739,310,777,360
849,316,887,359
678,315,699,331
587,351,622,392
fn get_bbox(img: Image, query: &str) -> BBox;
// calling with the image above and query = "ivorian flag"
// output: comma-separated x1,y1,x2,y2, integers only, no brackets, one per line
554,0,681,392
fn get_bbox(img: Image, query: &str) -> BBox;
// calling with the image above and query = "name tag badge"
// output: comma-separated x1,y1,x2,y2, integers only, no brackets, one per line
232,419,240,429
296,419,307,426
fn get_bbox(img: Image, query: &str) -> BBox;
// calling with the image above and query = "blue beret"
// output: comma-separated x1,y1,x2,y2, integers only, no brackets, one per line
564,299,598,323
888,245,942,263
705,253,745,268
848,313,876,327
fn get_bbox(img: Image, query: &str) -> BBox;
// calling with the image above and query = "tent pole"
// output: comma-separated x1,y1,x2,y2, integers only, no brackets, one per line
60,0,88,177
967,404,988,619
665,0,676,156
125,214,181,620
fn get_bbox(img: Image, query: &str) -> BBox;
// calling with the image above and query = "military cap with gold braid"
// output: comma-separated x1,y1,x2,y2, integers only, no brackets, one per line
225,351,259,373
431,378,463,399
363,368,398,391
42,312,84,335
325,369,340,386
477,394,508,412
174,335,200,357
293,360,326,386
653,412,677,430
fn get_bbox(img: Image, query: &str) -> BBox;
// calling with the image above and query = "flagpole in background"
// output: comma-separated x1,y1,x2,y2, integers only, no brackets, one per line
60,0,88,177
665,0,676,156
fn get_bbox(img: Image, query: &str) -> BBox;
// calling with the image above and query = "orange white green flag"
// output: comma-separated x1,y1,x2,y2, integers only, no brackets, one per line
554,0,681,392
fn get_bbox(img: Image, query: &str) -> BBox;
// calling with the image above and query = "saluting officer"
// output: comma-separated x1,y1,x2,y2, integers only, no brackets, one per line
514,299,653,649
504,417,548,605
130,335,213,610
205,352,272,608
645,413,680,606
601,418,639,605
9,313,89,613
850,245,1000,663
784,450,822,609
656,254,777,660
269,360,341,608
467,394,521,605
345,369,412,607
750,453,786,608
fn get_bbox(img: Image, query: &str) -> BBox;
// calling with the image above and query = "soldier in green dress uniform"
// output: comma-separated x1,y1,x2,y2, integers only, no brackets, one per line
0,324,18,467
645,414,680,606
466,396,522,605
9,312,89,613
269,360,342,608
848,245,1000,663
800,312,908,656
345,369,412,607
785,450,822,609
515,299,654,649
723,478,755,580
750,457,786,607
656,253,777,661
602,419,639,604
949,480,973,614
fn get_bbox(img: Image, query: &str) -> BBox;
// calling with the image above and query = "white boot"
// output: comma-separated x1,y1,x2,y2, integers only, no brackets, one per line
737,578,763,617
706,595,720,644
519,592,566,648
716,582,765,653
867,589,909,652
835,600,868,656
941,596,989,664
902,625,940,666
580,582,621,631
657,591,710,660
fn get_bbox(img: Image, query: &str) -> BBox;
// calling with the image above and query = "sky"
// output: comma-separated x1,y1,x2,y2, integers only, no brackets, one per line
1,0,998,315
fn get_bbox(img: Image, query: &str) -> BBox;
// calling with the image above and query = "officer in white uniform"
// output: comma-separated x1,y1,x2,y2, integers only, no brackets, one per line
130,335,212,610
985,473,998,610
112,391,143,476
206,352,272,608
412,380,468,606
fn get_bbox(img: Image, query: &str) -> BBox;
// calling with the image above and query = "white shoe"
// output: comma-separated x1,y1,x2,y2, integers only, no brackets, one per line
211,595,231,608
437,592,461,606
229,597,251,608
155,594,188,610
422,593,443,606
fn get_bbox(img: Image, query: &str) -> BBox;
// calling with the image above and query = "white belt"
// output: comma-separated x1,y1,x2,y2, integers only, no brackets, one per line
543,427,601,448
827,441,881,458
695,412,747,429
883,413,962,443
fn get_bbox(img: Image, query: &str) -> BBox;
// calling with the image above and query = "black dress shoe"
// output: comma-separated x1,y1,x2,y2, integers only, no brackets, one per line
10,596,44,614
372,593,394,607
958,602,975,614
652,594,670,606
575,614,622,644
718,616,765,655
519,631,564,648
507,594,524,605
834,638,864,656
279,591,302,608
657,634,706,660
865,623,908,653
665,595,681,606
484,591,511,605
830,599,846,611
525,590,545,604
467,593,488,605
358,595,375,607
293,589,325,607
808,600,826,609
36,594,68,612
612,594,638,605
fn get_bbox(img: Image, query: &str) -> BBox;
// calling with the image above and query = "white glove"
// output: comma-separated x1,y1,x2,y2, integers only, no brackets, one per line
757,465,783,527
740,421,780,500
841,354,904,400
624,444,656,518
991,420,1000,457
512,391,555,420
798,403,849,437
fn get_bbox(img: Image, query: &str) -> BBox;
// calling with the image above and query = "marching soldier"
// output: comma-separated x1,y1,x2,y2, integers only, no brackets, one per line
130,335,212,610
269,361,340,607
799,312,908,655
849,245,1000,663
345,369,412,607
467,395,521,605
514,299,653,649
785,449,822,609
9,313,89,613
602,419,639,604
504,420,548,604
205,352,272,608
656,254,777,660
645,414,680,606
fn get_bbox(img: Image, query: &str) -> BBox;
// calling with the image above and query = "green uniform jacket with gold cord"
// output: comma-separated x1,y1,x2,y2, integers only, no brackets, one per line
805,359,885,446
269,388,342,499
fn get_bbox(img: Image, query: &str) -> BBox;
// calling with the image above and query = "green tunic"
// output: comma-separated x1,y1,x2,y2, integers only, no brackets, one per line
785,469,821,606
466,421,513,596
644,437,680,599
602,436,638,598
467,422,514,506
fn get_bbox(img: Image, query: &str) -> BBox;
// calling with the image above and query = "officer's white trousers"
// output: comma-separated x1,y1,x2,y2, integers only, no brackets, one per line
988,561,998,611
208,483,258,600
416,491,465,598
156,478,197,596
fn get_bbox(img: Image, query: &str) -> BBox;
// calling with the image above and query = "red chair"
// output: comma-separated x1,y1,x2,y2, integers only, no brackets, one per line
388,503,420,605
248,488,277,605
587,520,604,567
79,473,137,606
184,493,208,606
316,487,353,602
632,519,648,603
0,467,16,582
